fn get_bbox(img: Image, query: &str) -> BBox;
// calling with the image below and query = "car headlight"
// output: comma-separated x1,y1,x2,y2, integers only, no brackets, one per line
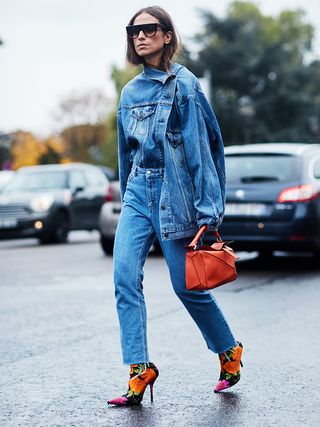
30,195,55,212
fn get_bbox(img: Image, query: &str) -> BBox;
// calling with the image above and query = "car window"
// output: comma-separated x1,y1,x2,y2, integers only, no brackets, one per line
313,159,320,179
225,154,301,184
0,171,14,189
69,170,87,189
84,169,107,186
2,171,68,192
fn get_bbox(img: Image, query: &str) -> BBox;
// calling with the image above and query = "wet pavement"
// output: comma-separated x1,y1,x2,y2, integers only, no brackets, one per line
0,232,319,426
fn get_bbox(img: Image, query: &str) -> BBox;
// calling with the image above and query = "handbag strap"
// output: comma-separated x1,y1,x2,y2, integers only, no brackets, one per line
186,225,222,250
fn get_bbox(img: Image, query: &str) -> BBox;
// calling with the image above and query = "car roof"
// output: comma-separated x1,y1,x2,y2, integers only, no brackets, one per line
0,170,15,175
18,163,100,173
225,143,320,156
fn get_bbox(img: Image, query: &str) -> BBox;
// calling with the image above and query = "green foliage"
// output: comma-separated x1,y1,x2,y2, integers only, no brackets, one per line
0,138,11,169
185,1,318,145
38,145,61,164
102,65,140,170
61,124,106,163
111,65,141,101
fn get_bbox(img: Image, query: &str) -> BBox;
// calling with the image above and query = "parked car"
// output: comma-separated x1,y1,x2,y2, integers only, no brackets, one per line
97,165,118,182
0,170,15,189
0,163,110,243
99,181,122,254
98,181,162,255
218,143,320,256
98,143,320,257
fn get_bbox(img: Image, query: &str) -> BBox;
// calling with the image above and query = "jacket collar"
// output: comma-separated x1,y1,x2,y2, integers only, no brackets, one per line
143,63,180,84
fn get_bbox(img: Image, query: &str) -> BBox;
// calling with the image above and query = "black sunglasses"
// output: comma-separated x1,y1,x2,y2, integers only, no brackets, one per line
126,23,166,39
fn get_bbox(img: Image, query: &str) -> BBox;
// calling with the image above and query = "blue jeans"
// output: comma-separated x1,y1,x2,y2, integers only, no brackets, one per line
113,166,237,364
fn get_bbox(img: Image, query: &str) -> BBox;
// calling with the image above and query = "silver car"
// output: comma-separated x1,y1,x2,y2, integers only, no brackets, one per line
0,170,14,189
98,181,161,255
99,181,122,255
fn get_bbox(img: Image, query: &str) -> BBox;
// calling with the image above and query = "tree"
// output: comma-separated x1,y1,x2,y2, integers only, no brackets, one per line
185,1,318,145
10,132,65,169
53,88,115,164
11,132,46,169
38,136,66,164
102,65,140,170
53,88,114,129
306,60,320,141
61,123,106,163
0,133,13,169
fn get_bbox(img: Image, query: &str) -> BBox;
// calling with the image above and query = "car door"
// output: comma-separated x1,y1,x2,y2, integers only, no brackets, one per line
83,168,109,228
68,169,91,229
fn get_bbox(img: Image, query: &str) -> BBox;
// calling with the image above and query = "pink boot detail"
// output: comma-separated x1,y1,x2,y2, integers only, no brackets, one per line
214,380,230,392
107,396,129,406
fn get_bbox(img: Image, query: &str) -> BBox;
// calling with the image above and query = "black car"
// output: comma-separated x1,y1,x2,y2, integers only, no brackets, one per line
97,165,118,182
0,163,110,243
216,143,320,256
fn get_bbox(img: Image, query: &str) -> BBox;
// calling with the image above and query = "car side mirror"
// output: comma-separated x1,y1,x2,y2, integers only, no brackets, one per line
72,186,85,195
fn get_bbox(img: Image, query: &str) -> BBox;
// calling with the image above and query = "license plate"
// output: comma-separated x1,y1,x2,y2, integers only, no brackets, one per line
225,203,268,216
0,218,18,228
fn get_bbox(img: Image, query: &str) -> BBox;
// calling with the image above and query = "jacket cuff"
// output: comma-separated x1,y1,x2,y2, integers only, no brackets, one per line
197,218,221,231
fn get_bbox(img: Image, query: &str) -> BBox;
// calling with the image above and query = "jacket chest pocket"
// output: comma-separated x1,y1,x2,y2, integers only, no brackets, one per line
166,130,186,166
128,105,156,137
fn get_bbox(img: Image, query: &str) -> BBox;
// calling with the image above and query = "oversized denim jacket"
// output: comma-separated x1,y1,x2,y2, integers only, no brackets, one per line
117,62,226,241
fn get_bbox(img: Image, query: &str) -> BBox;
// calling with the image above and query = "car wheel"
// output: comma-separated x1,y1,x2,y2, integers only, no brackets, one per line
258,249,273,259
100,235,114,255
152,238,163,255
40,211,70,244
313,248,320,259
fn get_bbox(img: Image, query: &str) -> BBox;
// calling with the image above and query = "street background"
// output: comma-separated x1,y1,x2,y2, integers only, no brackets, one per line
1,233,319,426
1,0,319,135
1,1,320,425
1,0,320,170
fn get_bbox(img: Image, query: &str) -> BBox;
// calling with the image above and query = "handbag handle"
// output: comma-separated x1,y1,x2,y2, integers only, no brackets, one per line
187,225,222,250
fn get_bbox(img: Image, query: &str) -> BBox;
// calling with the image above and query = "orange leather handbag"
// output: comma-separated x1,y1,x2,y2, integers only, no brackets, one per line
185,225,239,291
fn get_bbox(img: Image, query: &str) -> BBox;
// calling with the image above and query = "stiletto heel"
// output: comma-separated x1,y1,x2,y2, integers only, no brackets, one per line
149,381,155,402
214,341,243,393
108,362,159,406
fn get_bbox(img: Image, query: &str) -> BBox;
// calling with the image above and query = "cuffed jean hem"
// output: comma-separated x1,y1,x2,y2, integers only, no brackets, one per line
122,358,151,366
207,339,238,355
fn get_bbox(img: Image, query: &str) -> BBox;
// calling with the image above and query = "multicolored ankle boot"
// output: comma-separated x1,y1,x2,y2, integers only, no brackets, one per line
214,342,243,393
107,362,159,406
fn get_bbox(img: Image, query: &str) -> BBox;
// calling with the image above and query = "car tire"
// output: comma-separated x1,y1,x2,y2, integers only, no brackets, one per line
153,238,163,255
313,248,320,259
39,211,70,244
258,249,273,259
100,235,114,255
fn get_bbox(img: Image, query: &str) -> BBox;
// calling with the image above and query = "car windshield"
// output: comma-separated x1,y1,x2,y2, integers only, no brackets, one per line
225,154,301,184
1,171,68,193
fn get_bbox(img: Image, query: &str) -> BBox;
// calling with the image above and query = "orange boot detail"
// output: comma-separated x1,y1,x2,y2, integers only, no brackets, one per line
108,363,159,406
214,342,243,392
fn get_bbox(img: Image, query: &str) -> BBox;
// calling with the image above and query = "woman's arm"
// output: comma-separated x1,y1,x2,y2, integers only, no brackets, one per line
178,90,226,230
117,107,132,202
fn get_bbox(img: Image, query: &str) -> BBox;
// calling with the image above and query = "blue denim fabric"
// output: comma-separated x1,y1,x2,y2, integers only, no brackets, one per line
113,166,236,365
117,63,226,241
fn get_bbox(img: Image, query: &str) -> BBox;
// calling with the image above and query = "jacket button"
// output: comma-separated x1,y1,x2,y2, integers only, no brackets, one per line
164,233,169,238
160,205,166,210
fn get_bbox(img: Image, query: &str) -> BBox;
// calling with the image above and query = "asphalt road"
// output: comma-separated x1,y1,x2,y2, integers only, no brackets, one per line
0,232,319,427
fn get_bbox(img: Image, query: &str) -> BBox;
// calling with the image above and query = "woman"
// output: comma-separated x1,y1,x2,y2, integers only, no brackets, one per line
108,6,243,406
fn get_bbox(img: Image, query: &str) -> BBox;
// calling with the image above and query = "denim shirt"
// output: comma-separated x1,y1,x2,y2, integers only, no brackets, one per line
117,62,226,241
